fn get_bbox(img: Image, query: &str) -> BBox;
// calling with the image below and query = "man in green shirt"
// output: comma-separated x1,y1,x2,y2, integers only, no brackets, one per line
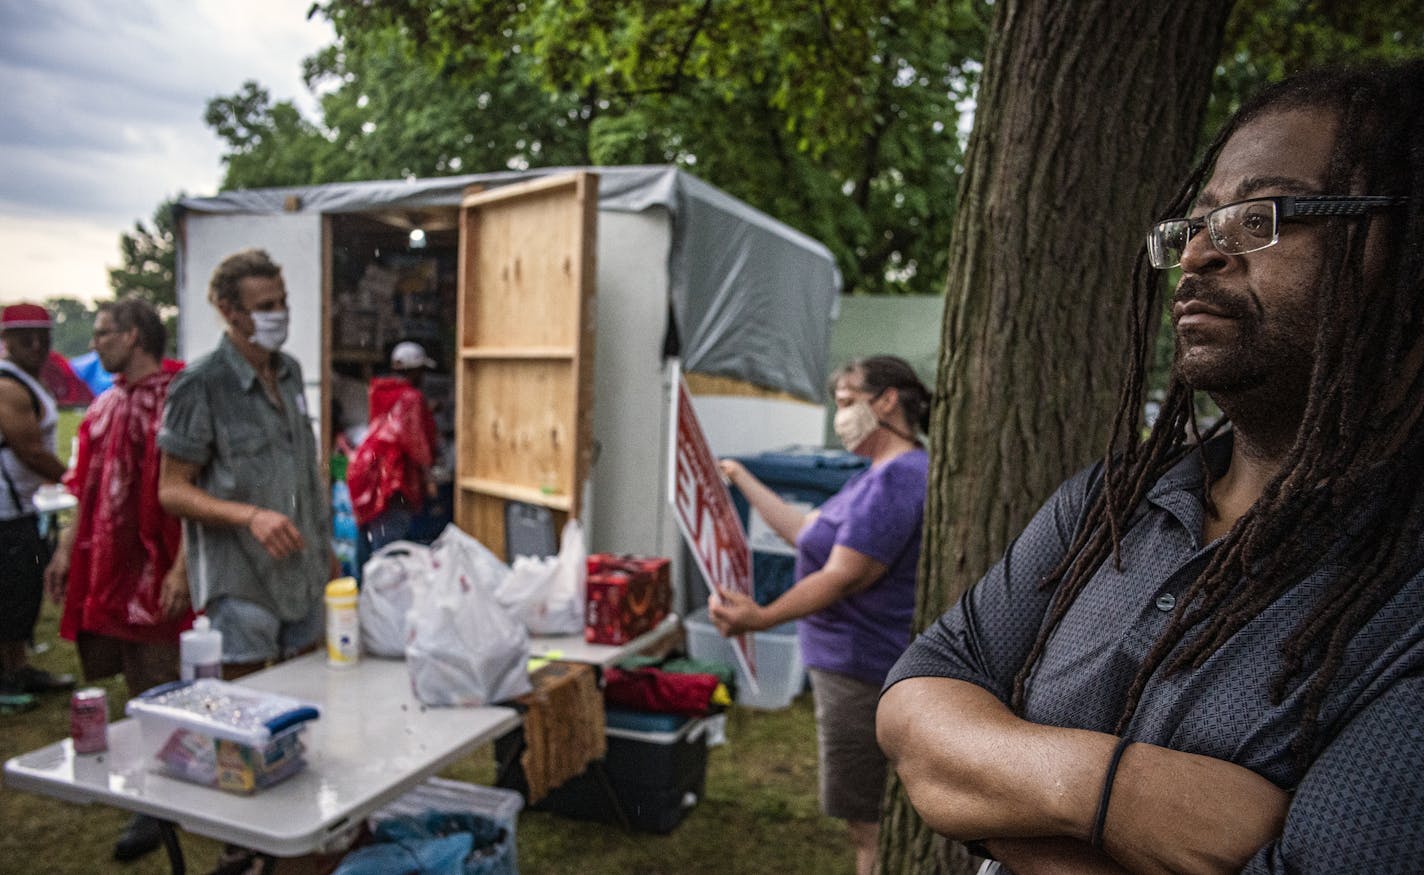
158,248,333,678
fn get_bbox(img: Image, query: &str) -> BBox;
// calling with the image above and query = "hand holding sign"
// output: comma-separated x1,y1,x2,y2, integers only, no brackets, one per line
668,367,758,687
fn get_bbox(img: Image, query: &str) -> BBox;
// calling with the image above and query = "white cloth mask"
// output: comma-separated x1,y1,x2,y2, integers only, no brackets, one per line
248,310,289,352
834,401,880,452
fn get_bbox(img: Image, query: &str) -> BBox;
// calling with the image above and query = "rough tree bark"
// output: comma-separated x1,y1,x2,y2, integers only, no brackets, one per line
877,1,1234,872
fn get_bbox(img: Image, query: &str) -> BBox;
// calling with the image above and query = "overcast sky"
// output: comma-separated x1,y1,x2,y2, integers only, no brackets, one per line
0,0,333,305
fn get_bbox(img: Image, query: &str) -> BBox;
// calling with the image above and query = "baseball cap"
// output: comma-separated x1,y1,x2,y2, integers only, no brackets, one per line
1,303,53,330
390,341,436,370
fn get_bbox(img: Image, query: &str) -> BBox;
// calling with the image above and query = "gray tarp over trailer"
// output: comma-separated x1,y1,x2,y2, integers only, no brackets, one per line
177,165,841,402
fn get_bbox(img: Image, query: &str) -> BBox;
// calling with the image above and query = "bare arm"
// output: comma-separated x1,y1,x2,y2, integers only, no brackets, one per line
877,676,1289,875
709,543,886,634
158,452,305,559
43,520,76,603
0,380,65,481
720,458,812,546
159,533,190,619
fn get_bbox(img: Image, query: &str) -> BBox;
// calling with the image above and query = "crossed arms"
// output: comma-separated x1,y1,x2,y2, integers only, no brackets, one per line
873,460,1424,873
877,677,1289,875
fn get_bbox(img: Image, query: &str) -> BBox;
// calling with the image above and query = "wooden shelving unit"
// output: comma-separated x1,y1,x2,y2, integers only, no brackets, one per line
453,172,598,559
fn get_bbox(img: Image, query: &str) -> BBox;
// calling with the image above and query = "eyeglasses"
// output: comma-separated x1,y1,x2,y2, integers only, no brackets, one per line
1146,195,1407,270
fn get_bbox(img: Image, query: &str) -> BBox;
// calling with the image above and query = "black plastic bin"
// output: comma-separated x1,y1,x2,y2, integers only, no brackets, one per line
496,708,710,834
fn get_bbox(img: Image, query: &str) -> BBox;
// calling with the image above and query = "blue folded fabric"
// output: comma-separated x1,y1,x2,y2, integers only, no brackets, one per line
333,832,471,875
334,810,512,875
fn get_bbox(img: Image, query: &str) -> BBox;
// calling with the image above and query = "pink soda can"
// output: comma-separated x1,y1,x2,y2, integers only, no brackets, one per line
70,687,109,754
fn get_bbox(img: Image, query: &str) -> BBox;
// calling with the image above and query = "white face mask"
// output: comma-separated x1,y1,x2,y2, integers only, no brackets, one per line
248,310,289,352
834,400,880,453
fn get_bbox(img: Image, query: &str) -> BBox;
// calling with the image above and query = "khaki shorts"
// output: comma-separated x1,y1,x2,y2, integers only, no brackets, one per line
809,668,889,823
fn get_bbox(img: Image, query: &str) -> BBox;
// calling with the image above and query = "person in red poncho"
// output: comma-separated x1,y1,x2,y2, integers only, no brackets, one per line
348,341,438,564
43,299,194,862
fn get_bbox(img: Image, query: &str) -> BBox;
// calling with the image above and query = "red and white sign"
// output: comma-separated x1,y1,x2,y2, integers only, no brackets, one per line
668,367,757,687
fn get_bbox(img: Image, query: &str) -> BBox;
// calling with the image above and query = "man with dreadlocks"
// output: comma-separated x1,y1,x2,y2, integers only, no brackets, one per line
878,60,1423,874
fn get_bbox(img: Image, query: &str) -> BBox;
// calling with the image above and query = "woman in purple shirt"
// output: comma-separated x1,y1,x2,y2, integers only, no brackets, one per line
712,355,930,875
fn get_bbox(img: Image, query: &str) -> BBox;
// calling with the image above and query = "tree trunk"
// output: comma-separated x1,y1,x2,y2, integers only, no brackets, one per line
878,1,1233,872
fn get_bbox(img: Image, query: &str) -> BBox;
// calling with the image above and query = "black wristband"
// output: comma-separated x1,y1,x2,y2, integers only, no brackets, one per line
1090,736,1134,849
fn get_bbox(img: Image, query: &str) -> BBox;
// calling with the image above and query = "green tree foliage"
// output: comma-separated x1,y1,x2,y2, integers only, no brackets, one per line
42,297,98,359
141,0,1424,303
1208,1,1424,147
205,82,328,188
206,25,592,192
109,196,180,310
216,0,991,296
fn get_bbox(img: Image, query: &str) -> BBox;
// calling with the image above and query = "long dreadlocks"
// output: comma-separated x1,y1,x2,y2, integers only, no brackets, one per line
1010,60,1424,768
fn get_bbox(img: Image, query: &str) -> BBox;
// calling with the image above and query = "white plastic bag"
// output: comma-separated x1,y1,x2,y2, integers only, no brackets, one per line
508,520,586,636
358,541,432,658
430,523,512,594
406,525,532,706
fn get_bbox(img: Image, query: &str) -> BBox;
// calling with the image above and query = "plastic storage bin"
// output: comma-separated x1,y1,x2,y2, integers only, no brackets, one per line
728,446,868,604
126,679,320,794
497,712,710,834
684,607,806,710
359,777,523,875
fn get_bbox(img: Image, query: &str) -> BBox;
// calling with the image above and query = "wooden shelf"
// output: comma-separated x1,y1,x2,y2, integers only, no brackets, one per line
457,477,572,512
459,346,576,360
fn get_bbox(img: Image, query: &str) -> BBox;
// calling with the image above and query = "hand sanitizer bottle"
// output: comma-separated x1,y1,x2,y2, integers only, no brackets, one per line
180,615,223,680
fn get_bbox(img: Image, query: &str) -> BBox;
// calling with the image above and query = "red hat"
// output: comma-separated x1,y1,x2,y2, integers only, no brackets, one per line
1,303,52,330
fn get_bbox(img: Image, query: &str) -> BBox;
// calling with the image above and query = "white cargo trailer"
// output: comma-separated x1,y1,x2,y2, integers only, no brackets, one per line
176,167,841,610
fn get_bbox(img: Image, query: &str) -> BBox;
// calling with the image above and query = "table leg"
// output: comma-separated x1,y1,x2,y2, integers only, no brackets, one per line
158,819,186,875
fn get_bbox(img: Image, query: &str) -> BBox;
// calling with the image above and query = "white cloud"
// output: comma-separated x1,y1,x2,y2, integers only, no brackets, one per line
0,213,122,304
0,0,332,302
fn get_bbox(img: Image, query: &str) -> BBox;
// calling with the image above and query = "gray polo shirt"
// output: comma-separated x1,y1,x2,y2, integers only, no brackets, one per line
886,434,1424,872
158,334,329,622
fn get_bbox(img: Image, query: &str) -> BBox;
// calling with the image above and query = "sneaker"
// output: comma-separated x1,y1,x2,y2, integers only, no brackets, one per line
3,665,77,694
113,814,164,862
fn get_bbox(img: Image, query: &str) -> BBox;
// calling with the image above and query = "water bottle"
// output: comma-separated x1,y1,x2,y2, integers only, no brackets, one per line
180,615,223,680
331,480,359,578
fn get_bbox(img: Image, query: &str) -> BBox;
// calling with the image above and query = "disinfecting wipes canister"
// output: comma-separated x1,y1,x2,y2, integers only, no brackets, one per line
325,576,361,668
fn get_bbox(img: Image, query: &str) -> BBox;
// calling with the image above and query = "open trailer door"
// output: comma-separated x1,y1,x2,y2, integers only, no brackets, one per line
454,172,598,560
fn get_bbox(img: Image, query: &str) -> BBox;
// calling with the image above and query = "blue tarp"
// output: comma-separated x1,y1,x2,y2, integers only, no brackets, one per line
69,350,114,397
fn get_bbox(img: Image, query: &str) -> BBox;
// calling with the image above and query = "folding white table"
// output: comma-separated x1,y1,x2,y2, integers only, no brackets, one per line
4,654,520,871
527,612,680,668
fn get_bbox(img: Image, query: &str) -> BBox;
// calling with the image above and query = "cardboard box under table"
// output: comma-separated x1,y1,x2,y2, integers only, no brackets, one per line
498,706,711,834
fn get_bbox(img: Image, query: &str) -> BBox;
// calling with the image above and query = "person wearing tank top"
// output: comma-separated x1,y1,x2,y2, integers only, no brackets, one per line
0,303,75,695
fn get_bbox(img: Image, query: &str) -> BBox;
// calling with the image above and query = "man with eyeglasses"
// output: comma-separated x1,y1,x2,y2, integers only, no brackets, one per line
0,303,75,698
879,61,1424,873
44,298,191,862
158,249,333,684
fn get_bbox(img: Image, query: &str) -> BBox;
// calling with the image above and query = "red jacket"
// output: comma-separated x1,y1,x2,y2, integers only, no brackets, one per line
60,361,192,644
348,376,437,527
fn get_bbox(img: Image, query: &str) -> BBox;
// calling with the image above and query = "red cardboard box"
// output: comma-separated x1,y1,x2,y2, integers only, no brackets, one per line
585,554,671,645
